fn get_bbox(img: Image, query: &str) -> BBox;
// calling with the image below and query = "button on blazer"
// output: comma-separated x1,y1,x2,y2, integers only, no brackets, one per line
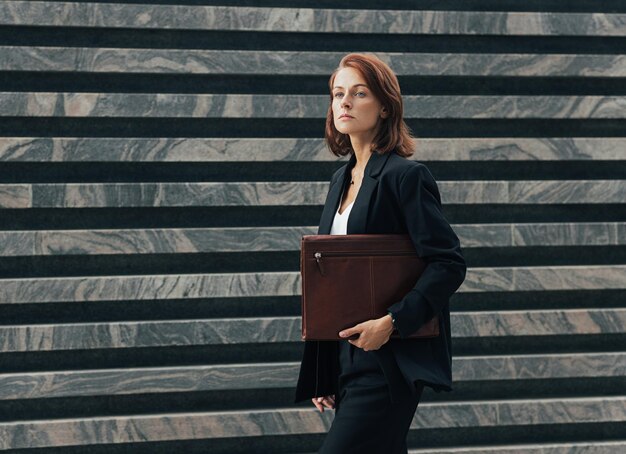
295,148,467,402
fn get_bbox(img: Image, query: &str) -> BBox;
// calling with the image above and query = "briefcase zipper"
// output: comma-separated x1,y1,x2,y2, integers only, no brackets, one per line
314,250,415,276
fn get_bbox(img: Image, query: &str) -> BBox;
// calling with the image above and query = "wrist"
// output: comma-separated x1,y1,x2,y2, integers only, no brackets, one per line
383,313,395,335
386,311,398,335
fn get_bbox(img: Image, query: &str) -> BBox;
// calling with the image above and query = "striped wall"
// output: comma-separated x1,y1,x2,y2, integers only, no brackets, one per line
0,1,625,452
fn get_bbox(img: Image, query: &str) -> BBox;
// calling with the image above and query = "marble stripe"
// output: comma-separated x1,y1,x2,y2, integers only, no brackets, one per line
28,182,330,208
0,223,622,257
0,3,624,36
509,180,626,204
0,309,623,351
409,441,626,454
12,180,625,208
448,179,626,205
2,93,625,119
0,265,624,304
0,353,622,400
0,397,624,449
462,265,626,292
0,184,30,208
3,47,626,77
1,138,623,162
17,180,626,208
0,272,301,303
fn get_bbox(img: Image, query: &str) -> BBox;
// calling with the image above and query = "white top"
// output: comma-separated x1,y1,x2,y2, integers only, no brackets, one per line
330,190,354,235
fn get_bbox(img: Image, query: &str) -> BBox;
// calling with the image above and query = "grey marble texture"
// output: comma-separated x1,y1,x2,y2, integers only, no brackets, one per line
1,180,619,208
0,397,624,449
409,441,626,454
0,352,621,400
0,265,624,304
3,47,626,77
441,180,626,205
29,182,330,208
1,138,623,162
462,265,626,292
1,2,624,36
0,222,623,257
2,92,626,119
0,309,623,352
0,226,317,256
0,137,335,162
0,184,30,208
0,317,299,352
0,271,301,303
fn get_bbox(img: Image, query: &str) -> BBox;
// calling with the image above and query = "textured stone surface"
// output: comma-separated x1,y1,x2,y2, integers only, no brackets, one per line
0,272,302,303
0,184,30,208
0,353,622,400
0,265,624,304
463,265,626,292
0,0,624,452
0,226,317,256
1,3,624,35
409,441,626,454
0,222,622,256
3,47,626,77
1,138,623,162
0,180,618,208
0,397,624,449
0,309,623,352
29,182,331,208
2,92,625,119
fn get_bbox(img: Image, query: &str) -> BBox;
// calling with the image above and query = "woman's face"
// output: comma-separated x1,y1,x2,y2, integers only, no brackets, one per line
331,67,385,137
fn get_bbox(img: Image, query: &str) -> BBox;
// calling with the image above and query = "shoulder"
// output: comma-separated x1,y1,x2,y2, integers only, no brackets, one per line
383,152,436,186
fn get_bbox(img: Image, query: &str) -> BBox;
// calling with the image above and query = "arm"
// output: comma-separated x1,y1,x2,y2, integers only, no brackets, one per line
386,163,467,338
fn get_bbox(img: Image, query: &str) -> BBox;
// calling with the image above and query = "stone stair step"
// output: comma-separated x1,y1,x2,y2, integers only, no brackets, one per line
0,222,623,256
0,352,622,400
0,309,624,352
2,92,625,119
2,138,623,162
3,47,626,77
2,180,624,209
0,396,624,449
1,3,623,36
0,265,624,304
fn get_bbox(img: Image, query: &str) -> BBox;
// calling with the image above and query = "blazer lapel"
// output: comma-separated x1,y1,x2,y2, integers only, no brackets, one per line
317,154,356,234
317,150,393,235
347,151,393,234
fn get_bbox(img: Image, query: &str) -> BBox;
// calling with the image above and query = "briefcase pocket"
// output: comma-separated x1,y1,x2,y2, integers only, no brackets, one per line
303,256,372,339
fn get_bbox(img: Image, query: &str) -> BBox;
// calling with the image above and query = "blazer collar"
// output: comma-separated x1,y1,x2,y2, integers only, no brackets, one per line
317,150,394,234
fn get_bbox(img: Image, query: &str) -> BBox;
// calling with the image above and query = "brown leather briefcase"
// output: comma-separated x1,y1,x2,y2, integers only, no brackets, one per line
300,234,440,341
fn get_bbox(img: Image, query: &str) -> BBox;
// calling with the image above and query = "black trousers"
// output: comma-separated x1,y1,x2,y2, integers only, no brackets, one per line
318,341,425,454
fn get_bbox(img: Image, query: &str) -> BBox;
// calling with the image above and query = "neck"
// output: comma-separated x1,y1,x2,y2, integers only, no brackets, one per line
352,147,373,172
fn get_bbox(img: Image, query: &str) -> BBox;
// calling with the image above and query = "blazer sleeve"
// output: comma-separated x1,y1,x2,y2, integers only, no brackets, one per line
386,163,467,338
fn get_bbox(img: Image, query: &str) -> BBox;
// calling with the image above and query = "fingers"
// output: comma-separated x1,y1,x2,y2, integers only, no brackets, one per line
339,323,362,338
312,397,323,412
312,396,335,412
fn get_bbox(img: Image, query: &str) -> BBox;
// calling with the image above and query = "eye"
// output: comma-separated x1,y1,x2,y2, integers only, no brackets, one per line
334,92,343,98
356,91,365,97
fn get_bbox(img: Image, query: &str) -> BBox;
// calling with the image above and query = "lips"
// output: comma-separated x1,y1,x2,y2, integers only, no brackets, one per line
339,114,354,119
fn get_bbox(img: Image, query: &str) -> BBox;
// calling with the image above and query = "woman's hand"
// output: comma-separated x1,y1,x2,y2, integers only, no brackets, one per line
339,314,395,351
312,395,335,412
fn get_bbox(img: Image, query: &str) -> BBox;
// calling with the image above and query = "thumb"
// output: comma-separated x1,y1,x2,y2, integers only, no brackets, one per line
339,324,362,338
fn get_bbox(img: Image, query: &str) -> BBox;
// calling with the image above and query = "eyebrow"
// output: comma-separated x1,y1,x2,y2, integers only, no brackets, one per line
333,84,368,90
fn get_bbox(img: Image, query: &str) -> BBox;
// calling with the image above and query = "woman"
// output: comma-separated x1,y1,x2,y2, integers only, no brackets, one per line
295,53,467,453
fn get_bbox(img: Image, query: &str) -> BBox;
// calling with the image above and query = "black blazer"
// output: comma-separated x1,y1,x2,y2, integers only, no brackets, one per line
294,149,467,403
